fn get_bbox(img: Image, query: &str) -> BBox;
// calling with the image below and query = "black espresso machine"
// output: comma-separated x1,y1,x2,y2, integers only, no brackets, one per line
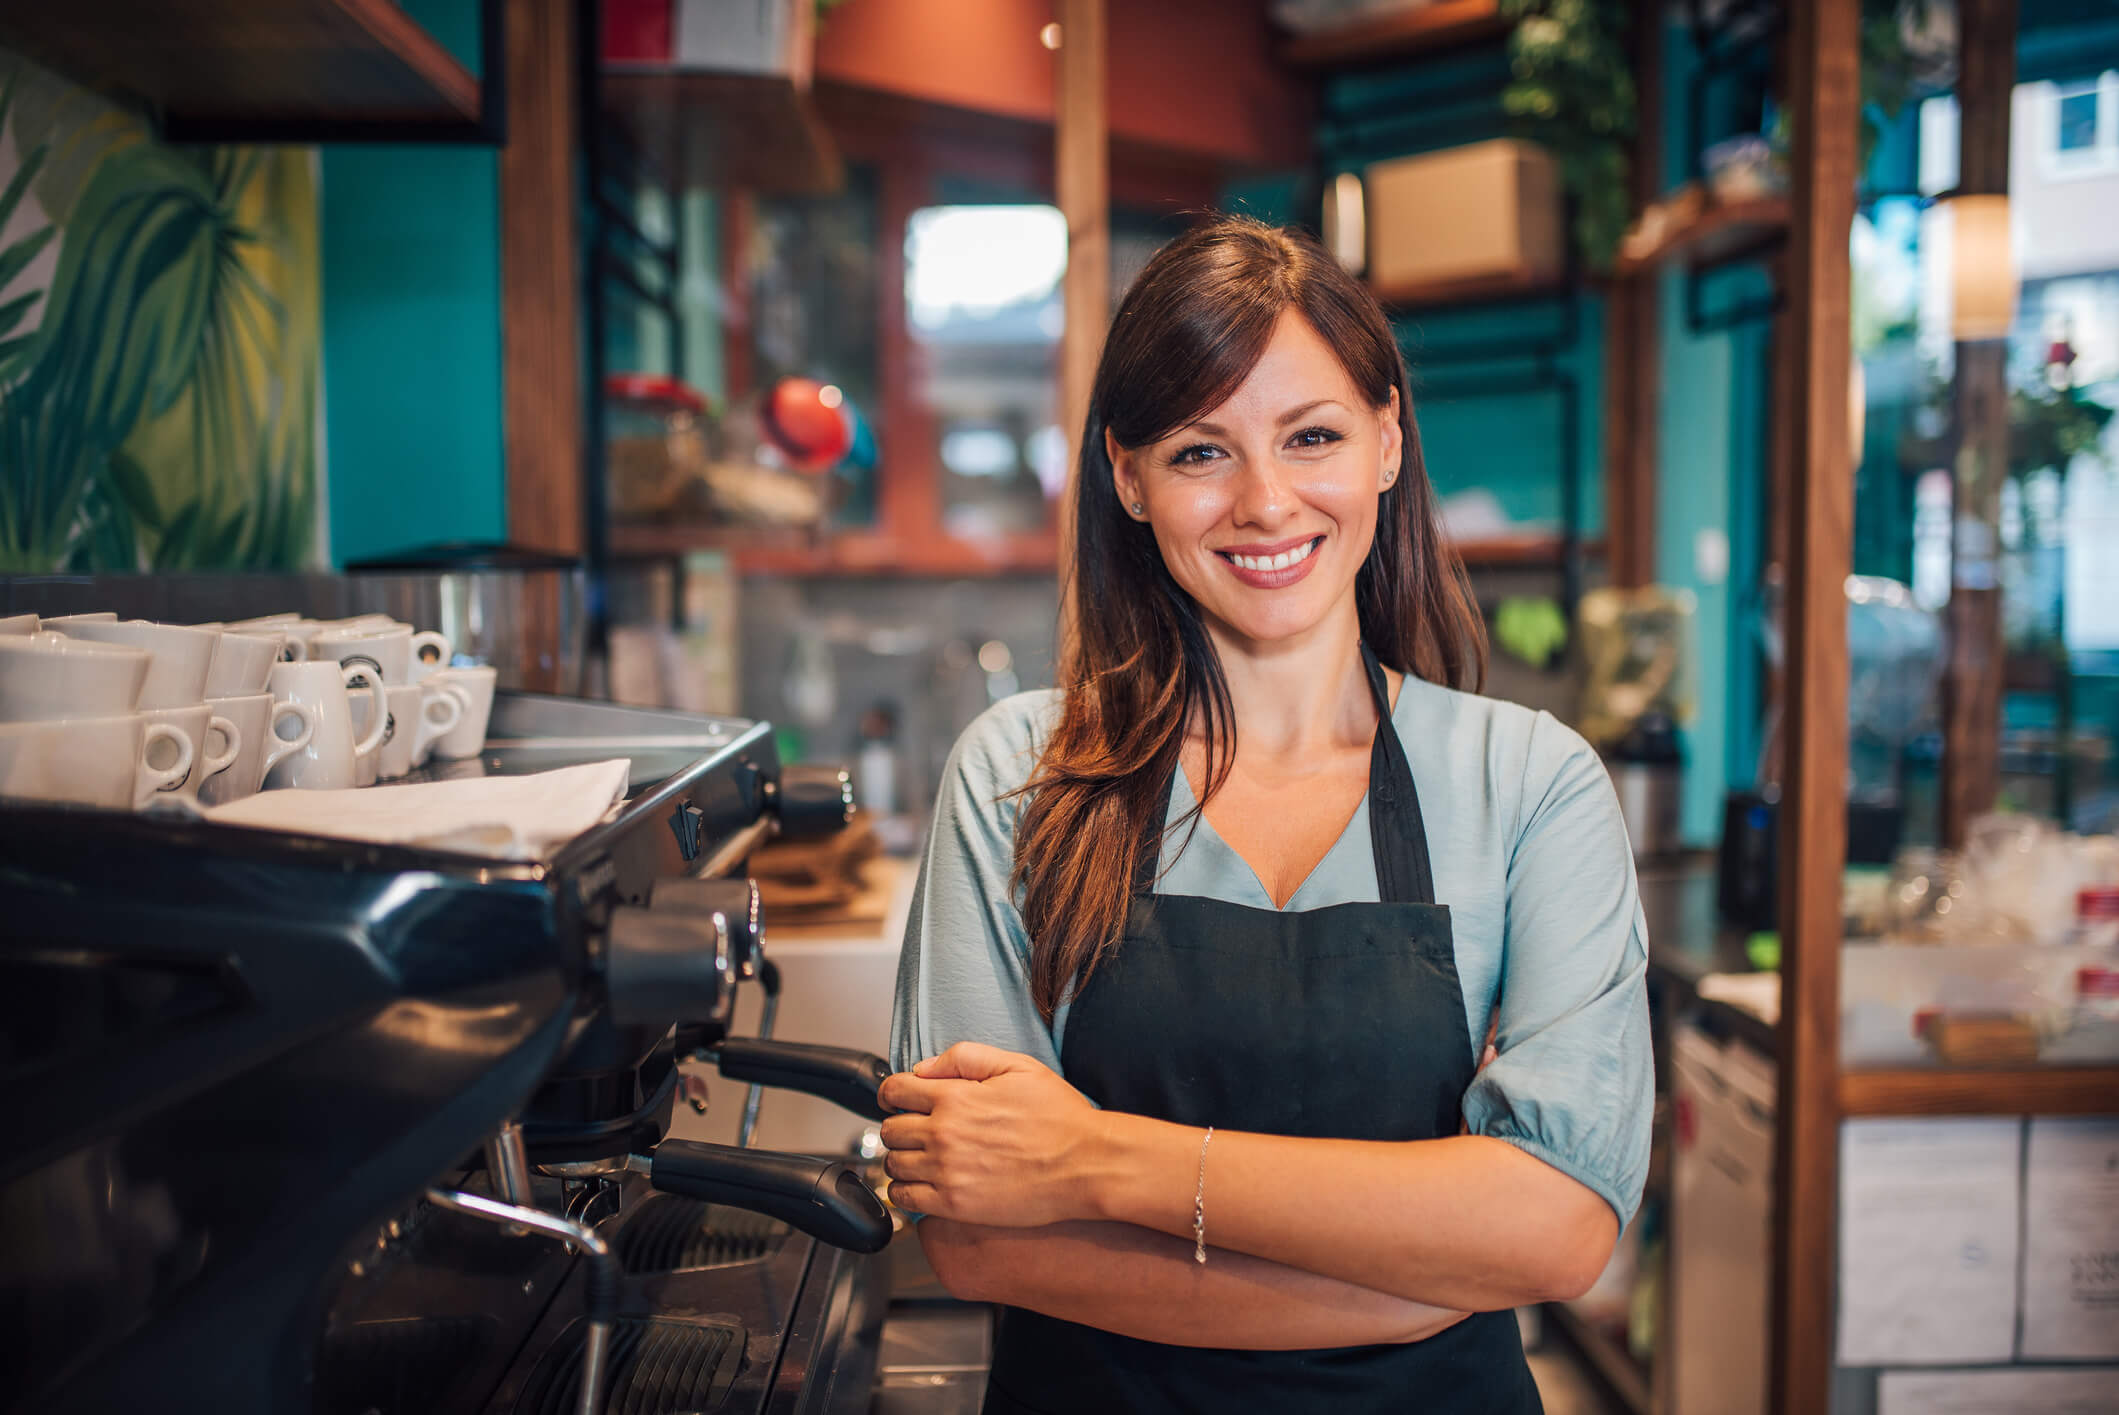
0,694,902,1415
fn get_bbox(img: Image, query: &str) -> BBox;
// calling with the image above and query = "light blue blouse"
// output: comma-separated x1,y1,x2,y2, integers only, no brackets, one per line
888,676,1654,1227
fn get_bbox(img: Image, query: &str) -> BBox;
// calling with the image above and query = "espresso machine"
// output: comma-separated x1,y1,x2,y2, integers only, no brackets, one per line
0,694,899,1415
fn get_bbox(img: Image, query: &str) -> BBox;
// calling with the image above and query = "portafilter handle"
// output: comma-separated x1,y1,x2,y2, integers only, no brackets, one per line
635,1141,893,1254
712,1038,891,1123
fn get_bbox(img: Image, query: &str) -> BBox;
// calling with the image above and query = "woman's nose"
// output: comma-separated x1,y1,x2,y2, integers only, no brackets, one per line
1230,458,1295,529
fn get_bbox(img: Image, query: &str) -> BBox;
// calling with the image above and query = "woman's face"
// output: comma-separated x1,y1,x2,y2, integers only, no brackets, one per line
1110,310,1401,652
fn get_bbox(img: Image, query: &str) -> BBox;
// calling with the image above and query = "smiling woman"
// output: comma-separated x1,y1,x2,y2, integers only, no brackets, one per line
886,216,1652,1415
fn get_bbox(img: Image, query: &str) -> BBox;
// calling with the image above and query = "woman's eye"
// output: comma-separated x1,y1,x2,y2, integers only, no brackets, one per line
1168,443,1221,467
1290,426,1344,449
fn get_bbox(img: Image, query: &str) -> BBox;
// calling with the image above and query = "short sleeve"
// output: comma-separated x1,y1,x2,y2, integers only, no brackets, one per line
889,693,1066,1077
1460,713,1654,1229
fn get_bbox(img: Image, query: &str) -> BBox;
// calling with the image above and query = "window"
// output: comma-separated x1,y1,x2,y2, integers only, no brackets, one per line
2040,73,2119,178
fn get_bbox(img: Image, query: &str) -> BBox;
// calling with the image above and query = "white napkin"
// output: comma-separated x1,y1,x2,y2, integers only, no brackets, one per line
204,759,633,859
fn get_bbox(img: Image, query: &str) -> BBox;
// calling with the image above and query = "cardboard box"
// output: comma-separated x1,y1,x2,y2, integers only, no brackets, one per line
1363,139,1564,297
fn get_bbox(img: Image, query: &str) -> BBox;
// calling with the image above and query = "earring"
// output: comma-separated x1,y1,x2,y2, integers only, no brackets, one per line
1130,502,1144,515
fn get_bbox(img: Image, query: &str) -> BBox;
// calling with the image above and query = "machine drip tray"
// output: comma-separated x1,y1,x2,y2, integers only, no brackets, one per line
514,1316,747,1415
317,1314,500,1415
614,1196,791,1273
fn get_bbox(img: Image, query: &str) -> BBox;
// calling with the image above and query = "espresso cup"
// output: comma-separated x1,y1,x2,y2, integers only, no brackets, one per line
59,620,221,709
198,692,317,806
424,665,497,761
310,624,452,686
0,614,36,635
202,629,285,697
0,713,194,810
264,660,387,790
0,633,150,721
139,702,239,806
362,680,464,780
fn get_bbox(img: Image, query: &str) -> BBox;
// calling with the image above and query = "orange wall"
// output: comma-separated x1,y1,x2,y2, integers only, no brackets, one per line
813,0,1310,169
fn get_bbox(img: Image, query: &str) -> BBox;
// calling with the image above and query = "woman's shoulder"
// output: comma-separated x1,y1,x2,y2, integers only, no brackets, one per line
943,688,1065,799
1392,676,1607,821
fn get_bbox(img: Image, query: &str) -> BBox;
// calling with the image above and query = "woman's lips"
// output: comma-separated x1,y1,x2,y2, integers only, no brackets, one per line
1216,535,1324,589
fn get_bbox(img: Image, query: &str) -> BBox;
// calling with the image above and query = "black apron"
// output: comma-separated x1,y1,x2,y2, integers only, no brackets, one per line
983,645,1542,1415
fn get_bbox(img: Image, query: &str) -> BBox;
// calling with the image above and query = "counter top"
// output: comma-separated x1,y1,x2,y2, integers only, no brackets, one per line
1638,855,1781,1057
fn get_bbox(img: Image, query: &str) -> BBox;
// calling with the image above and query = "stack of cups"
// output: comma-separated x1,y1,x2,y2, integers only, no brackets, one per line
306,622,457,783
192,623,319,806
0,623,199,811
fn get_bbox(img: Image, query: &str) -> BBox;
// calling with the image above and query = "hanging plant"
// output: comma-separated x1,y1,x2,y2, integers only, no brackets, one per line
1498,0,1637,272
2009,385,2114,479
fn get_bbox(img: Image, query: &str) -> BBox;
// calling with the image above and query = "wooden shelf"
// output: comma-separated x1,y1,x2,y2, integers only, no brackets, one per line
1613,196,1790,277
0,0,482,137
1452,533,1603,568
1282,0,1511,68
1840,1067,2119,1118
1373,268,1567,313
601,69,842,195
1545,1301,1651,1415
610,522,1060,577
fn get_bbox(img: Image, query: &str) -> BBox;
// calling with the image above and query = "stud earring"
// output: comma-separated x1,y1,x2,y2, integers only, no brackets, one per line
1130,502,1144,515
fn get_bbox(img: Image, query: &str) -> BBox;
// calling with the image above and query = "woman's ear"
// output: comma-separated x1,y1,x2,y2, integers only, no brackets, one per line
1107,428,1144,518
1379,388,1403,489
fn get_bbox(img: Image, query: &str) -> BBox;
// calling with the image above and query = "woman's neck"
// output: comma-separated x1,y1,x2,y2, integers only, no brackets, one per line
1200,605,1380,760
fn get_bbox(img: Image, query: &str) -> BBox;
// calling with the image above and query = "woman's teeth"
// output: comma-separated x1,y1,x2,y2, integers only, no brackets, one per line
1226,538,1318,572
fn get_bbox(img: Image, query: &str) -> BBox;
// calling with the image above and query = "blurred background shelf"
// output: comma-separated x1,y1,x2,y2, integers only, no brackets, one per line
1614,196,1791,276
1840,1067,2119,1117
1281,0,1511,68
1373,270,1568,313
600,68,841,195
0,0,487,139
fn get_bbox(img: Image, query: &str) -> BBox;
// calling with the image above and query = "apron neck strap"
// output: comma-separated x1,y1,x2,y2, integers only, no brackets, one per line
1132,645,1439,905
1359,642,1438,905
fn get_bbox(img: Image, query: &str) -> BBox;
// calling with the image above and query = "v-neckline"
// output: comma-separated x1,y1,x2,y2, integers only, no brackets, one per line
1163,668,1407,912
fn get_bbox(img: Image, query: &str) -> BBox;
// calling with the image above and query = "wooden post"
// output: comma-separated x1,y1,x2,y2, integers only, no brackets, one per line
1939,0,2019,845
1600,0,1664,590
1769,0,1859,1409
1056,0,1107,673
500,0,584,690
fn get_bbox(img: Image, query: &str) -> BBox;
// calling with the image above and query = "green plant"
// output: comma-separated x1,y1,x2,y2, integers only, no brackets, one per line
2009,384,2114,479
1499,0,1636,271
0,58,315,572
1860,0,1952,168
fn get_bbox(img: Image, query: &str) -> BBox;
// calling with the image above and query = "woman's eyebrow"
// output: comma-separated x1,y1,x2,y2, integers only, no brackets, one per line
1185,400,1347,438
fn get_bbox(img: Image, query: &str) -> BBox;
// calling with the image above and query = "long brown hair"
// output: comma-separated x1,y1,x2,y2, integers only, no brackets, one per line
1010,215,1486,1021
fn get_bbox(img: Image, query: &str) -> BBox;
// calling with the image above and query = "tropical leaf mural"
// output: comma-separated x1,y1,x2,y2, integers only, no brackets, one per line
0,51,319,572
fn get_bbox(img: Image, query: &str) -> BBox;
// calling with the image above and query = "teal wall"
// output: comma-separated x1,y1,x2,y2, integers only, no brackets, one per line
319,0,505,565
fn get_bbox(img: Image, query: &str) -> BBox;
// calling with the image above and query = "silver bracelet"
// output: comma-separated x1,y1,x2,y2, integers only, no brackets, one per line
1193,1126,1214,1264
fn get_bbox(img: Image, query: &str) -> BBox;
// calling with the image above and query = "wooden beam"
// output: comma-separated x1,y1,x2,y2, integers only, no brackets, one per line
1769,0,1859,1410
1939,0,2019,846
1599,0,1663,590
500,0,583,691
1056,0,1107,672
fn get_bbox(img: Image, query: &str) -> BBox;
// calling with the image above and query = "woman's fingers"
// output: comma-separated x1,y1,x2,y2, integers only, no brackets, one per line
879,1113,930,1150
887,1180,943,1217
878,1071,949,1114
883,1148,936,1183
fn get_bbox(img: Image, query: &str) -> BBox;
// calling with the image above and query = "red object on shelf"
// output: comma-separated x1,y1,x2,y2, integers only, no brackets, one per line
605,373,708,415
2077,887,2119,919
603,0,673,63
2079,967,2119,999
762,377,853,472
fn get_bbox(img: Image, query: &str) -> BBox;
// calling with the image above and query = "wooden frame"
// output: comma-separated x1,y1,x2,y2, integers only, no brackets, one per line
1769,2,1860,1412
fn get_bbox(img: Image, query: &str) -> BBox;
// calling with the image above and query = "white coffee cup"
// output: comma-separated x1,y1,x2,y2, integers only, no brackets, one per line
0,633,150,721
310,624,452,686
59,620,221,709
203,630,285,697
424,665,497,761
264,660,387,790
0,713,194,810
0,614,36,635
198,692,317,806
39,612,117,626
139,702,239,806
360,680,464,780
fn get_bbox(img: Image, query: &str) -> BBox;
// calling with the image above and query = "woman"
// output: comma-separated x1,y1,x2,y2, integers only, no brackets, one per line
881,216,1652,1414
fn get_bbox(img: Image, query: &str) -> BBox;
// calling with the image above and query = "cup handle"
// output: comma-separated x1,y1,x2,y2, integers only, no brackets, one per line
136,722,196,803
342,664,388,760
281,637,309,662
260,699,318,777
417,683,465,753
200,714,243,781
410,630,453,678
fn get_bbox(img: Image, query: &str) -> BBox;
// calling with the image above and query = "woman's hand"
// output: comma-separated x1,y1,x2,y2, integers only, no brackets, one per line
878,1042,1110,1228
